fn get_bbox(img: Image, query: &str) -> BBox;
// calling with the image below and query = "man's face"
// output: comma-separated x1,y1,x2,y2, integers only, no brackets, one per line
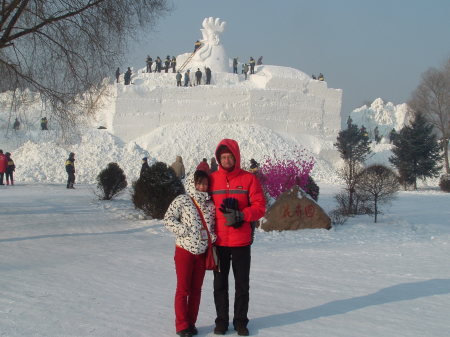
220,153,235,171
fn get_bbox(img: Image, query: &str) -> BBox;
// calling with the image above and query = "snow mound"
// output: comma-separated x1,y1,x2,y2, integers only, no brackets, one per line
13,130,151,184
134,121,340,184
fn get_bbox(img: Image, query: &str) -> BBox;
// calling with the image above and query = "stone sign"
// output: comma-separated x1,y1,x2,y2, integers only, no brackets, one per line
261,186,331,231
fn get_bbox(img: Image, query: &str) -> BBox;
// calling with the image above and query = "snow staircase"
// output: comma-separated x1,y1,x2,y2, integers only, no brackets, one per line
178,46,203,72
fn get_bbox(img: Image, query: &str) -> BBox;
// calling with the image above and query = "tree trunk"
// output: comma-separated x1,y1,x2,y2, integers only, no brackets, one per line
444,139,449,174
374,195,378,223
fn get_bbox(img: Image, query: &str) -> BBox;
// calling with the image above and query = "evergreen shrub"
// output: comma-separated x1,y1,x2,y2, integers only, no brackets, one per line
96,162,127,200
439,174,450,193
132,161,184,219
304,175,320,201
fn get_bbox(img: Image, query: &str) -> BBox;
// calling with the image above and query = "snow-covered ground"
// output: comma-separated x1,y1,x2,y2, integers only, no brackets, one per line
1,183,449,337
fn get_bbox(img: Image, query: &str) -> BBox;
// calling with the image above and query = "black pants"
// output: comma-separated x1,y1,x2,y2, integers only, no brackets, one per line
0,172,4,185
67,172,75,188
5,171,13,184
213,245,251,329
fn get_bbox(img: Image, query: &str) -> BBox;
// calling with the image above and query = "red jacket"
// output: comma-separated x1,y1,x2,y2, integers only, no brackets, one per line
209,139,266,247
0,154,7,173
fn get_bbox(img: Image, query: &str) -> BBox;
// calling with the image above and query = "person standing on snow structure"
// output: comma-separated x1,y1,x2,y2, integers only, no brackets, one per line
374,126,381,144
13,118,20,131
243,64,249,80
194,40,202,52
360,125,369,138
124,67,132,85
232,58,238,74
205,67,212,85
115,67,120,83
389,128,397,144
155,56,162,73
146,56,153,73
256,56,263,65
65,152,76,189
171,56,177,73
176,71,183,87
184,70,191,87
249,57,256,74
195,68,202,85
209,139,266,336
318,73,324,81
5,152,15,185
346,115,353,129
40,117,48,130
164,55,171,73
311,74,316,80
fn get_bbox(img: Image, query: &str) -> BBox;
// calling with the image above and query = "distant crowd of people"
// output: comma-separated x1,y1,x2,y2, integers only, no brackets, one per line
114,39,265,88
312,73,325,81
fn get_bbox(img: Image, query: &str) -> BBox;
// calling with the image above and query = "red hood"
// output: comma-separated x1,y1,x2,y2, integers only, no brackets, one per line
215,139,241,174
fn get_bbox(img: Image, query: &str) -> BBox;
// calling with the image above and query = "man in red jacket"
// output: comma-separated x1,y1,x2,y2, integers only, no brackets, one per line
209,139,266,336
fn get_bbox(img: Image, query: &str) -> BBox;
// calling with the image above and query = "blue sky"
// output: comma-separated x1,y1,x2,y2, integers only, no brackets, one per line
126,0,450,117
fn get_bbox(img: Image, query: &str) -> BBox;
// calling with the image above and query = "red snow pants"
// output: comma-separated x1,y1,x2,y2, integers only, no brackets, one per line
174,246,206,332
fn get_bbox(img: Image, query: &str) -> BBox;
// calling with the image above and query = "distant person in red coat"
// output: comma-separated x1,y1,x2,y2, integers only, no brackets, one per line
0,149,8,185
196,158,210,173
209,139,266,336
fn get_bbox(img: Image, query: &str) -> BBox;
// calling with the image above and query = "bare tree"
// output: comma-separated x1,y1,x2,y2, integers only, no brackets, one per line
1,0,170,134
355,164,400,223
408,58,450,173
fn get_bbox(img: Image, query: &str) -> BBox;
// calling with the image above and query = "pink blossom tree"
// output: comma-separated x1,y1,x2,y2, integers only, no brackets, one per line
257,148,316,200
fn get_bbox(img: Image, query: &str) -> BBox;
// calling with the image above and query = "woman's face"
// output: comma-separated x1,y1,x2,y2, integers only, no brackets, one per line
195,177,209,192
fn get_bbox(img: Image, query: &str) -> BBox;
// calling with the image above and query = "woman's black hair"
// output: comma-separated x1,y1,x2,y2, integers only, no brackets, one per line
194,169,209,185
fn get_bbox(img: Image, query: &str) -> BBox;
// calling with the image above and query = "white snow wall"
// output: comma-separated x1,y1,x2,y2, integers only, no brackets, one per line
111,69,342,145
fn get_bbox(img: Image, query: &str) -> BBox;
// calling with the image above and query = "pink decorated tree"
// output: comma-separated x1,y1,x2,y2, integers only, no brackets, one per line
257,148,316,200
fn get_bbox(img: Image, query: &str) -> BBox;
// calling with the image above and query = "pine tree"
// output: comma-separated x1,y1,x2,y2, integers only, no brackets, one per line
389,113,443,189
96,162,127,200
334,121,372,213
132,161,184,219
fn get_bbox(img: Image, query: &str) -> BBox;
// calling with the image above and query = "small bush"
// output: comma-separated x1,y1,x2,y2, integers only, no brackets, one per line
304,175,320,201
132,161,184,219
439,174,450,192
329,209,349,226
96,162,127,200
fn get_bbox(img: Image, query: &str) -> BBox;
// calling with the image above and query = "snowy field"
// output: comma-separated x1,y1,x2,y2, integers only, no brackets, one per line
1,183,449,337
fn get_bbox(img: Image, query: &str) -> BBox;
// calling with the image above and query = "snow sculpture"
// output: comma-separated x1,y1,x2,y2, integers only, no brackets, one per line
192,17,229,72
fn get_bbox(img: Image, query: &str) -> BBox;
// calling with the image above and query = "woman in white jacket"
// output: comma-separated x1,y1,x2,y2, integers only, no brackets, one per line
164,170,216,337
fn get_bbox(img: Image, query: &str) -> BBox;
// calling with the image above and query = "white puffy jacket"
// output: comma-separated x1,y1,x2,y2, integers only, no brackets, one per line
164,174,216,255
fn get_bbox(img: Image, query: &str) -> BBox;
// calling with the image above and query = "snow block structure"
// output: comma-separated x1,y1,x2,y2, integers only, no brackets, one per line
111,17,342,148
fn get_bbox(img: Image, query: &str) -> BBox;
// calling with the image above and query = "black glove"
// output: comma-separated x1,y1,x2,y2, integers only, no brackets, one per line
219,198,244,228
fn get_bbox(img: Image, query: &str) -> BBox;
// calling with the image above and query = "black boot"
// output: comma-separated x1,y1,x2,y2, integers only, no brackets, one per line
176,328,193,337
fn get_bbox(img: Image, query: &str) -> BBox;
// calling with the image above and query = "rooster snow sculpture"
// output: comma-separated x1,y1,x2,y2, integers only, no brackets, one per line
192,17,230,72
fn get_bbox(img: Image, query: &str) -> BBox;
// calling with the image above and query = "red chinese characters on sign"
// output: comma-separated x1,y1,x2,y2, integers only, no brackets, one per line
280,203,315,219
305,205,315,217
282,205,293,218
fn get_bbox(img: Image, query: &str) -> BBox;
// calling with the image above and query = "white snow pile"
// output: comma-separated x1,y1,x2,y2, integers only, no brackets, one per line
350,98,411,139
11,129,150,184
134,121,340,184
